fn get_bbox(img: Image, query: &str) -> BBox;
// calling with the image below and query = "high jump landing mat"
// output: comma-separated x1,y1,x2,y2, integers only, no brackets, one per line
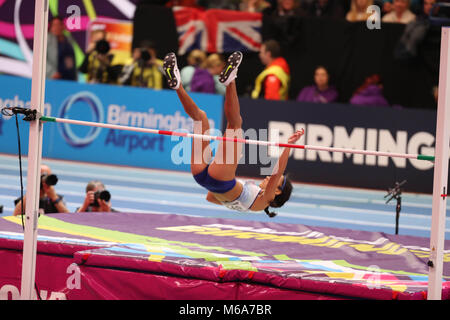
0,212,449,300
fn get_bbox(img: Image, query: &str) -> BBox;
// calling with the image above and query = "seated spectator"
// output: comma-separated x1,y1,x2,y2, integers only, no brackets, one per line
275,0,305,15
346,0,374,21
382,0,421,15
252,39,291,100
46,16,77,81
118,40,164,89
189,53,226,94
77,180,116,213
349,74,389,106
190,63,216,94
196,0,241,10
296,66,338,103
303,0,346,19
181,49,207,91
394,0,435,60
207,53,226,95
263,0,305,48
419,0,436,19
382,0,416,23
79,39,115,84
240,0,272,12
14,164,69,216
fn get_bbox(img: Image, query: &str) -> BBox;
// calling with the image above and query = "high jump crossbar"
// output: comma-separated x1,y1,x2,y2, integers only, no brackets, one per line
39,115,435,162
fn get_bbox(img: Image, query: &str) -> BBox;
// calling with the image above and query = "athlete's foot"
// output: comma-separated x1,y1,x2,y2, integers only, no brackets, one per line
219,51,243,86
163,52,181,90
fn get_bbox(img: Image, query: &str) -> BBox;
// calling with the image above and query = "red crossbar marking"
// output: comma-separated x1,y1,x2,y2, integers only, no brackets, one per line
278,143,305,149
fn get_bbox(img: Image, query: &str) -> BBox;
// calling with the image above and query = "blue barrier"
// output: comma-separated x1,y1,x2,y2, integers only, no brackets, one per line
0,75,224,172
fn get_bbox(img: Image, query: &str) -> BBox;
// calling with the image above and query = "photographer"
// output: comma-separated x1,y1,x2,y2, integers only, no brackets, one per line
13,164,69,216
118,40,164,89
79,39,115,84
77,180,115,213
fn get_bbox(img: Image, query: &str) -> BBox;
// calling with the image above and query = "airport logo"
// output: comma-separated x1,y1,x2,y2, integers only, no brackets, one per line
58,91,104,147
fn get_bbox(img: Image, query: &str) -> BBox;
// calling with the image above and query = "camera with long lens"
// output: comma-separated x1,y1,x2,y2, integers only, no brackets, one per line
91,190,111,207
140,49,151,63
95,39,110,55
40,174,58,188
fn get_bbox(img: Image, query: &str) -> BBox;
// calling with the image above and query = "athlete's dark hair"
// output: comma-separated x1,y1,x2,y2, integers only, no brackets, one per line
264,174,293,218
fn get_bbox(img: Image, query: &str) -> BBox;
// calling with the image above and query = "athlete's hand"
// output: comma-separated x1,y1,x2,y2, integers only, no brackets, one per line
288,129,304,144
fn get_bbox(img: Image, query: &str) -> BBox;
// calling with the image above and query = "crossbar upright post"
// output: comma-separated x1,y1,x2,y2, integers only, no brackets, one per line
20,0,49,300
427,27,450,300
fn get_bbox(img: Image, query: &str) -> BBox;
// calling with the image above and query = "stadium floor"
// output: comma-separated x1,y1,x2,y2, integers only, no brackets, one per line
0,153,448,240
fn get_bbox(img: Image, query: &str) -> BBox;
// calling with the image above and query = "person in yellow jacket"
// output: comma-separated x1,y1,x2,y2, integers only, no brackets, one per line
79,39,115,84
252,39,291,100
119,40,164,89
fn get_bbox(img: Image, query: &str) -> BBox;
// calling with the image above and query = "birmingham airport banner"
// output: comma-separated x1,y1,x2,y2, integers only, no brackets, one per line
235,97,448,194
0,75,224,172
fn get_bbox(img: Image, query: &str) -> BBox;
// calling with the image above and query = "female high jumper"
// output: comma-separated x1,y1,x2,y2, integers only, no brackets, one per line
163,51,304,217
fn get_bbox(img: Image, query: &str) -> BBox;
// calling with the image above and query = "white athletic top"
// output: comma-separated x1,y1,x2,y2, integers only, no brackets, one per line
220,179,261,212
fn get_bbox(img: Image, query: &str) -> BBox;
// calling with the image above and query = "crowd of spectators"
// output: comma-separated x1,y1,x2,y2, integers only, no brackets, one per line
46,0,446,107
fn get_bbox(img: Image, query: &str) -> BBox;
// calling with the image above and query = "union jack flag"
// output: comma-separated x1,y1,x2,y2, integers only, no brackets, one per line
173,7,262,55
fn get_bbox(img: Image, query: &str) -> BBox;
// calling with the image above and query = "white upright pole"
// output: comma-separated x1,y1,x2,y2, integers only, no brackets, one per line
20,0,49,300
428,27,450,300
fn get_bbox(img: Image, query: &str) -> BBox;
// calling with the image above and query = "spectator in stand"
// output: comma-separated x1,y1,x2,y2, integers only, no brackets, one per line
382,0,416,23
296,66,339,103
207,53,226,95
263,0,305,48
303,0,346,19
181,49,207,91
118,40,164,89
189,61,215,94
394,0,435,59
79,39,115,84
346,0,374,21
240,0,272,12
275,0,305,15
419,0,437,19
196,0,241,10
252,39,291,100
190,53,226,94
46,16,77,81
382,0,421,15
349,74,389,106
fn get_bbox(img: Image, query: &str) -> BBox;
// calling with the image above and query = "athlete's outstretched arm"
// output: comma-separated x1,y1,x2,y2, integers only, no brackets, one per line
261,129,304,201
